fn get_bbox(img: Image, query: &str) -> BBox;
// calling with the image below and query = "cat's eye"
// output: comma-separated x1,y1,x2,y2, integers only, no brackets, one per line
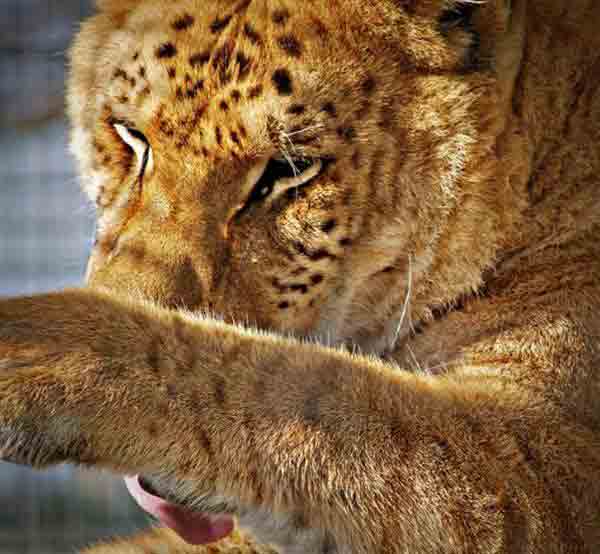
439,2,479,32
245,157,323,208
113,123,154,179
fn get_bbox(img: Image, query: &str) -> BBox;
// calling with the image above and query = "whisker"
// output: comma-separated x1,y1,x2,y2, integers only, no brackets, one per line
407,344,424,374
285,123,325,137
394,254,413,345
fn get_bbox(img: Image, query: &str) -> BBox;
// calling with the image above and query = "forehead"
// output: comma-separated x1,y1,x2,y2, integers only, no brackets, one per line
103,1,344,136
111,0,340,61
98,0,397,180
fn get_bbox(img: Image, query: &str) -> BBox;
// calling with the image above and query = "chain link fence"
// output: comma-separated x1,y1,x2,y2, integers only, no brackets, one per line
0,2,152,552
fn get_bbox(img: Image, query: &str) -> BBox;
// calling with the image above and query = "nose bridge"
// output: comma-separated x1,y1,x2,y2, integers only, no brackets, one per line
87,210,227,310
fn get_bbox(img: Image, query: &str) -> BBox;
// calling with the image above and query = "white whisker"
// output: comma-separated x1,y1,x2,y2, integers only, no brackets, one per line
285,124,325,137
394,254,413,345
407,344,424,374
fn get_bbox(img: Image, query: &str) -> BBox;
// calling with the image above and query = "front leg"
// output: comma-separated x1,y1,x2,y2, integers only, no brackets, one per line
1,289,599,553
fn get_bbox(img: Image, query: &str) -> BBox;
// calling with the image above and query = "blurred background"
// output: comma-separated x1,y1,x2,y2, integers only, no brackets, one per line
0,2,151,552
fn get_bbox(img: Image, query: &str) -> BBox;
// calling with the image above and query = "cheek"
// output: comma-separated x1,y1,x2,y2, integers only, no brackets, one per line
225,228,334,333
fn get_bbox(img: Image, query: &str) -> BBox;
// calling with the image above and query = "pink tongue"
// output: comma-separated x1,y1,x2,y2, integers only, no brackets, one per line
125,476,234,545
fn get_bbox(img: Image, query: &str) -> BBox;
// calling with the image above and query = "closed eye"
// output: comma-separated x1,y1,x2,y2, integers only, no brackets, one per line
113,124,154,180
243,157,324,210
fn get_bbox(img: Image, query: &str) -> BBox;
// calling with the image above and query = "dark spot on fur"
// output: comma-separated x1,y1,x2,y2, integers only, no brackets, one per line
337,126,356,142
351,150,360,169
230,131,240,144
212,41,234,84
138,66,146,78
304,396,320,425
215,126,223,146
310,16,329,38
147,346,160,372
339,238,352,247
132,52,139,61
272,9,290,25
195,104,208,121
361,75,376,95
160,119,175,137
243,23,262,45
187,80,204,98
189,51,211,67
309,249,335,261
213,376,226,405
291,267,307,276
167,67,177,79
293,241,308,256
288,104,305,116
278,301,290,310
219,100,229,112
272,68,293,95
156,42,177,59
239,125,248,138
118,94,129,104
176,137,189,150
436,438,450,452
311,274,324,285
176,86,184,101
248,84,263,99
277,35,302,58
321,219,337,233
198,428,213,456
322,102,337,117
113,68,128,80
231,89,242,102
210,14,232,34
173,13,195,31
290,284,309,294
236,52,251,80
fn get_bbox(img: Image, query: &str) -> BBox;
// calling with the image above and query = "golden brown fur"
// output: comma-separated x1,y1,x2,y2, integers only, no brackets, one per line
1,0,599,552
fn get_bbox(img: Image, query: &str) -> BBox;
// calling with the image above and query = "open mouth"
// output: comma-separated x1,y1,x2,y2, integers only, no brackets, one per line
125,475,234,545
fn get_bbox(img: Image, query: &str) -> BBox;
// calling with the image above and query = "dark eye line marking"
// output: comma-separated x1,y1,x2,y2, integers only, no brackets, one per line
137,143,150,192
235,158,323,220
438,3,478,33
113,123,151,188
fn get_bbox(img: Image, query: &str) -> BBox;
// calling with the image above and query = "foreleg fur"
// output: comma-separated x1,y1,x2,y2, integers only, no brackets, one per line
1,289,599,553
82,527,276,554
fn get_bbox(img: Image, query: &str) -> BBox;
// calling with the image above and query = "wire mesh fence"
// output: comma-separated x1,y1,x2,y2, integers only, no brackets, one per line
0,2,152,553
